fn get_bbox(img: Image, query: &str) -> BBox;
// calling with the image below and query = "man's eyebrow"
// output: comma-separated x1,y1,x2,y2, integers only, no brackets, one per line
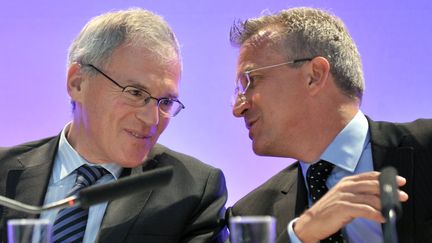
125,80,180,98
244,65,258,72
123,79,149,90
242,63,261,73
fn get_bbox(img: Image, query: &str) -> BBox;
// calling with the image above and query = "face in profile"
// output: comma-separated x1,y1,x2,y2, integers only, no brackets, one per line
233,30,311,157
67,44,181,168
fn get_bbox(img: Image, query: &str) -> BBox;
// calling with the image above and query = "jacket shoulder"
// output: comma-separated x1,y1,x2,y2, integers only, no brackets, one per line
0,136,58,161
369,118,432,149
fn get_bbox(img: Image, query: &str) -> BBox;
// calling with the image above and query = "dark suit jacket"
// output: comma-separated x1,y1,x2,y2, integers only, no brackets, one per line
0,135,228,243
228,118,432,243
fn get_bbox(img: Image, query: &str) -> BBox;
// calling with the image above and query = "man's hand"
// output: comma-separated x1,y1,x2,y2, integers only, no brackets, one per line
293,171,408,243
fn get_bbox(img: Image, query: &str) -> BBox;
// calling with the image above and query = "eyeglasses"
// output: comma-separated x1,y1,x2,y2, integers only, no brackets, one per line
233,58,312,106
82,63,185,117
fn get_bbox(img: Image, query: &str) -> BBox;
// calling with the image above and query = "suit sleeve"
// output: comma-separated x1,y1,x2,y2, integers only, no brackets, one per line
181,168,228,243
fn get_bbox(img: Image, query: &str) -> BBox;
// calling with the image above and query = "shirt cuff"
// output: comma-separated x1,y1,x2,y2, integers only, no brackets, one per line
287,217,303,243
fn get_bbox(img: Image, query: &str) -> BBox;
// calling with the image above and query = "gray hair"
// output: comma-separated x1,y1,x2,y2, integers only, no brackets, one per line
68,8,181,72
230,7,364,100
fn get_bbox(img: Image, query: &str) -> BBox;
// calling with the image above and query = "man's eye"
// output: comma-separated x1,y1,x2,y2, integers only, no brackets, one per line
248,75,260,88
160,99,174,107
125,88,144,97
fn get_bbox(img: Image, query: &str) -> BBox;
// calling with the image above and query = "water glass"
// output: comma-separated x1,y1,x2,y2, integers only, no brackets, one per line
7,219,52,243
230,216,276,243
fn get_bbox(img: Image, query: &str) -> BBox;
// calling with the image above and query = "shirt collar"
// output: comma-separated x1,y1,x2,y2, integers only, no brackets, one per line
301,110,370,173
321,111,369,172
53,122,123,183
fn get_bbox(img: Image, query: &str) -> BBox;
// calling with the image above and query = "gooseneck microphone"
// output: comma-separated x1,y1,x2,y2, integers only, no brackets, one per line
379,166,402,243
0,166,173,214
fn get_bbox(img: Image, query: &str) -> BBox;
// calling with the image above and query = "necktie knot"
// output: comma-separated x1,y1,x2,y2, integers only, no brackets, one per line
70,165,108,195
53,164,108,243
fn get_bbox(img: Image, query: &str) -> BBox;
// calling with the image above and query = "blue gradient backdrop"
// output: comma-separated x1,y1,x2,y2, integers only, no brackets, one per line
1,1,431,206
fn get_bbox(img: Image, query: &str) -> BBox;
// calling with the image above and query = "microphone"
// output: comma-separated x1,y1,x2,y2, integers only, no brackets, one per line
379,166,402,243
0,166,173,214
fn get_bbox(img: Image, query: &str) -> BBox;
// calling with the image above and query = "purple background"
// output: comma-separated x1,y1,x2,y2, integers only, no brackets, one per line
0,1,431,206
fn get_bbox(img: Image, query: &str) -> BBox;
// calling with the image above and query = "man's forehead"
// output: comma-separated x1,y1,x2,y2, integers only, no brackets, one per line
238,30,286,68
244,29,281,49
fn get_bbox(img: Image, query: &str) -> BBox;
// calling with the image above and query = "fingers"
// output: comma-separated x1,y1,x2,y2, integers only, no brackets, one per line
399,190,409,202
294,194,385,242
337,179,380,195
294,170,409,243
337,171,407,194
349,171,380,181
337,201,385,223
326,189,408,213
343,193,381,210
346,171,406,187
396,176,406,186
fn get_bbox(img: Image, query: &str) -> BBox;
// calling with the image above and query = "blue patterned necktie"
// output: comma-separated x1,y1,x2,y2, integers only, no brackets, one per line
306,160,345,243
52,165,108,243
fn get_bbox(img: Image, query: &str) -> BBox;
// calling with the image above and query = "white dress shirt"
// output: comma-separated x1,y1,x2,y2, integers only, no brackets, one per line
40,123,122,243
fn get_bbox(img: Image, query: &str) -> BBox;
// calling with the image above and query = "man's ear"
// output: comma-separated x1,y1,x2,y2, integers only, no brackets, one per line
306,56,330,95
67,63,85,101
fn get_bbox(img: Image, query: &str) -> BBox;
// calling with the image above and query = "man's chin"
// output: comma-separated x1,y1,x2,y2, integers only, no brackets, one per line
252,140,278,157
116,152,149,168
252,141,267,156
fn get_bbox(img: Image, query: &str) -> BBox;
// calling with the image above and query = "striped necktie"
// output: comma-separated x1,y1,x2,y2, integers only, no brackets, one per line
52,165,108,243
306,160,345,243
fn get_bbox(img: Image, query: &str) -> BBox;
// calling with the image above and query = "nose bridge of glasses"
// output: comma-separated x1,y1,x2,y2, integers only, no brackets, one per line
141,96,163,111
137,96,163,117
143,96,175,117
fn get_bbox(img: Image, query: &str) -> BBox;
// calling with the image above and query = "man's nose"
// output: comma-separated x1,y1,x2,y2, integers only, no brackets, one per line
136,101,160,126
232,98,249,117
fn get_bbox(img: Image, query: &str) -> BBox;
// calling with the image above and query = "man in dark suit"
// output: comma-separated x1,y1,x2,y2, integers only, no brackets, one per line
0,8,227,243
228,7,432,243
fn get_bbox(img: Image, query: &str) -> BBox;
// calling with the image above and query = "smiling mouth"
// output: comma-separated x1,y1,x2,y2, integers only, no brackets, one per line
126,130,151,139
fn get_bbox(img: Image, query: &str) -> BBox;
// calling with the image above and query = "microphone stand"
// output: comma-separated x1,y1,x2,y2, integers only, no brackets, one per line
379,166,402,243
0,195,77,214
0,166,173,214
383,208,398,243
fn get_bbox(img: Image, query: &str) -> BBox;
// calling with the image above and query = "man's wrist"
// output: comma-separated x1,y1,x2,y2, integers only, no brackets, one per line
293,212,317,243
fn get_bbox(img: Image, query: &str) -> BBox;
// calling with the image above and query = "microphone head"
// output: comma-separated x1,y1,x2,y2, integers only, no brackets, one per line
379,166,402,219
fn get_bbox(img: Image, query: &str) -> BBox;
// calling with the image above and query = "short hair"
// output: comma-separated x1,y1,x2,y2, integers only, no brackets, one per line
230,7,364,100
68,8,181,72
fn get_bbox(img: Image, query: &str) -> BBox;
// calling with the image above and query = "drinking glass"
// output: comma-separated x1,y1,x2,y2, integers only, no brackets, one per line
7,219,52,243
229,216,276,243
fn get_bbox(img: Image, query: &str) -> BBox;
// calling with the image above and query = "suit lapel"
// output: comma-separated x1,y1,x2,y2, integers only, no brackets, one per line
97,156,160,242
3,137,58,221
369,120,414,242
274,162,308,243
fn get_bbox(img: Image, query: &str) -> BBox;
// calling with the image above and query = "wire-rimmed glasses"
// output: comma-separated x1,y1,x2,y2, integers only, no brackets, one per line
233,58,313,106
82,63,185,117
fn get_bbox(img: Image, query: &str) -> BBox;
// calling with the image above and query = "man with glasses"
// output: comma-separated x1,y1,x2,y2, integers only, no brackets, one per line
227,7,432,243
0,9,227,242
